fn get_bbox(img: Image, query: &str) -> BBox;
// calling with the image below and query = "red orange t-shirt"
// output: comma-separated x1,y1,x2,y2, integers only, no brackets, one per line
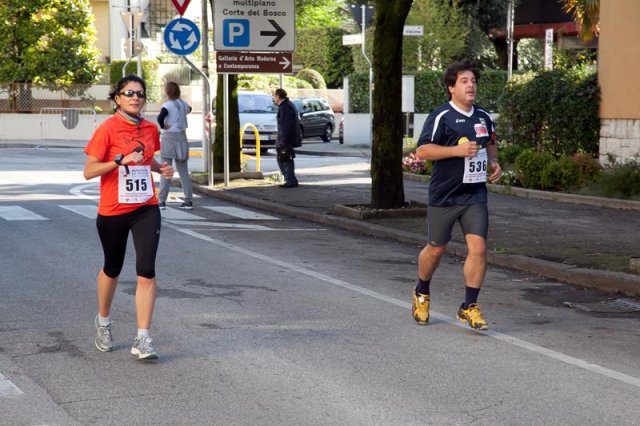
84,113,160,216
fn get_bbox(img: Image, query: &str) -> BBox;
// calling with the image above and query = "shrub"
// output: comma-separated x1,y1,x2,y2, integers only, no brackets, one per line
514,149,554,189
296,68,327,89
597,158,640,199
498,143,524,167
540,157,580,190
497,67,600,156
571,152,601,184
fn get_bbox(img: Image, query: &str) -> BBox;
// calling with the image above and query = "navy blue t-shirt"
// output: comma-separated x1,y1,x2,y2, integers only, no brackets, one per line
417,101,495,207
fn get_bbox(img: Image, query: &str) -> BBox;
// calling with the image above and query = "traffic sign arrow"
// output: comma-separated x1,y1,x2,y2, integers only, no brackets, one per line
279,56,290,70
260,20,286,47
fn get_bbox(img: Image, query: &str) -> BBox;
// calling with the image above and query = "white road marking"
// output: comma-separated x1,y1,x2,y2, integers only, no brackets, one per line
163,222,640,390
0,372,23,396
160,208,205,220
165,220,269,230
165,219,324,231
0,206,47,221
202,206,280,220
59,205,97,219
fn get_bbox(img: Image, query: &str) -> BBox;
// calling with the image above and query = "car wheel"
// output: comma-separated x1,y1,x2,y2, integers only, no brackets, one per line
321,124,333,143
260,148,269,154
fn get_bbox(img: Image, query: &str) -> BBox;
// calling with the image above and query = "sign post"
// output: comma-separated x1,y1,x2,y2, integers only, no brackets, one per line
213,0,295,52
213,0,296,187
545,28,554,70
215,52,292,74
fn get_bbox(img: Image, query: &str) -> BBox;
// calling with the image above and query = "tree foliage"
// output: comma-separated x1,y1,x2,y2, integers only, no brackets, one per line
403,0,470,71
296,0,348,29
0,0,102,87
560,0,600,42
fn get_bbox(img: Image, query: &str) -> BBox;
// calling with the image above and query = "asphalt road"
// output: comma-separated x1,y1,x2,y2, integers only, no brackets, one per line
1,147,640,425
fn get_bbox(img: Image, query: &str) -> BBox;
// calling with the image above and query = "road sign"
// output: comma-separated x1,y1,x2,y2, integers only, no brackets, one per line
124,38,144,57
163,17,201,56
216,52,293,74
342,34,363,46
171,0,191,16
213,0,295,52
403,25,424,36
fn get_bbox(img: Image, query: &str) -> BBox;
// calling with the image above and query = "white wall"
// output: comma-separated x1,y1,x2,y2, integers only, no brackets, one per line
0,112,205,142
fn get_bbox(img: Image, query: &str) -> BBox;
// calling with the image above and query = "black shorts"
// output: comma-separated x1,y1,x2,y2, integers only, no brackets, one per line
96,205,161,279
427,203,488,246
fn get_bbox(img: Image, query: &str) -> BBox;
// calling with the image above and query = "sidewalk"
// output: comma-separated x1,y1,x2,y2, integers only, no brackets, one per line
191,140,640,297
4,138,640,296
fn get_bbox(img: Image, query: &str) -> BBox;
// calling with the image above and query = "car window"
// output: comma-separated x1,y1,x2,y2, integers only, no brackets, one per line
238,94,277,113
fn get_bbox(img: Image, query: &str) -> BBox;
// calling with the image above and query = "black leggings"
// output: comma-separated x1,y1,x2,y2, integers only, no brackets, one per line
96,205,161,279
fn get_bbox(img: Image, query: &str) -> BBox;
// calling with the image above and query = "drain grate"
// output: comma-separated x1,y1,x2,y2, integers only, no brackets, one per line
563,298,640,313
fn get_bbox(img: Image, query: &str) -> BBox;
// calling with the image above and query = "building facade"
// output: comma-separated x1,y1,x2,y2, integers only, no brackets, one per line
598,0,640,163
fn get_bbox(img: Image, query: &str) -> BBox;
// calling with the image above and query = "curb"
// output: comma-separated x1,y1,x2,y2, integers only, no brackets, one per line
192,182,640,297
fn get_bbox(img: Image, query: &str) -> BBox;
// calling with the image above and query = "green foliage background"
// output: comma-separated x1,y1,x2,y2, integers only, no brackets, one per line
348,69,507,113
497,68,600,155
0,0,102,88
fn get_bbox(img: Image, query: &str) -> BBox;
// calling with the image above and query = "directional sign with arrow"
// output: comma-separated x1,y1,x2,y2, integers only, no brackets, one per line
163,17,201,56
260,20,286,47
216,52,293,74
214,0,295,52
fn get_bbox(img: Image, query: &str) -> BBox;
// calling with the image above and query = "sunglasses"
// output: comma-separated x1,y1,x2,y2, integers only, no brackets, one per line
119,89,146,98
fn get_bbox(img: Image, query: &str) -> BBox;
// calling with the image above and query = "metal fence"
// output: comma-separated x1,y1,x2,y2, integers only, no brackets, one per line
0,82,345,114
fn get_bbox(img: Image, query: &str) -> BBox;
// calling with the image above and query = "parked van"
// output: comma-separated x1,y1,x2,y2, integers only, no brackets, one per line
238,92,278,153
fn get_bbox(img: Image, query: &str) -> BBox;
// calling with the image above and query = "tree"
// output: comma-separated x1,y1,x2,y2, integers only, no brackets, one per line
296,0,347,29
0,0,101,110
458,0,510,69
560,0,599,42
403,0,470,71
370,0,414,209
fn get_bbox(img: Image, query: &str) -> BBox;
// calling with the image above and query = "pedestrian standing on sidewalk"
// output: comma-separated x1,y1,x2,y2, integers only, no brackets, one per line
84,74,174,360
412,59,502,330
273,88,301,188
157,81,193,210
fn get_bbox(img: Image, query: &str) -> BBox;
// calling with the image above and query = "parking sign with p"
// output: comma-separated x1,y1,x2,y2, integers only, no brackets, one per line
224,19,249,47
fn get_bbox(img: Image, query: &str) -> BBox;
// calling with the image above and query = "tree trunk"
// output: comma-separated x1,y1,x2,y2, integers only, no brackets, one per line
370,0,413,209
213,74,241,174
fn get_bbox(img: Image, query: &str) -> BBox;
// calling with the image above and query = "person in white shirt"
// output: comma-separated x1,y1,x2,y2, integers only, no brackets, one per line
157,81,193,209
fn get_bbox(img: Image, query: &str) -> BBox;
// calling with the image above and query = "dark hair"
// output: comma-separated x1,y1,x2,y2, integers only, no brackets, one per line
443,59,479,100
109,74,147,102
165,81,181,100
275,88,288,99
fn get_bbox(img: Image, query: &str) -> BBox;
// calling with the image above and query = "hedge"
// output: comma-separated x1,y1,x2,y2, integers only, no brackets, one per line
497,68,600,156
347,68,507,113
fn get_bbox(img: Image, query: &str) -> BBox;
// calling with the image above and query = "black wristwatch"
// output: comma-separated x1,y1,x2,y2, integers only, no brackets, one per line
114,154,124,166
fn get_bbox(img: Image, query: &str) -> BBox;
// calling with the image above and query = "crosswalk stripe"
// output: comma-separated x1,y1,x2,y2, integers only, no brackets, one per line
59,205,97,219
202,206,280,220
0,372,23,396
160,208,205,220
165,220,270,229
0,206,47,221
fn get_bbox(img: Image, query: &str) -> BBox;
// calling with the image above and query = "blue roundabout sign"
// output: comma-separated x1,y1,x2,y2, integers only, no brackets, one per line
164,17,201,56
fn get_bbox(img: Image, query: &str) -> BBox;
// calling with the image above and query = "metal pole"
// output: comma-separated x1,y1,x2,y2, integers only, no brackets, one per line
507,0,515,79
223,74,230,187
201,0,212,185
